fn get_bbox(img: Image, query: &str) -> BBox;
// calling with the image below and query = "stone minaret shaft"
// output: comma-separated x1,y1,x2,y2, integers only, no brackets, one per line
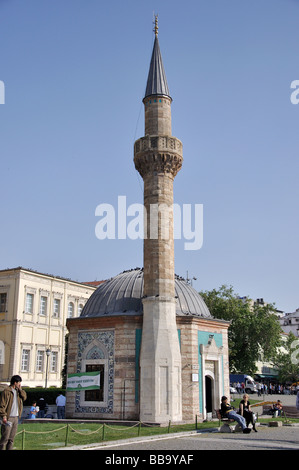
134,24,183,423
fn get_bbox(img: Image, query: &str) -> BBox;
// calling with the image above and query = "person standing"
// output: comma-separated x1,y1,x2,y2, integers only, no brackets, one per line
0,375,27,450
56,393,66,419
257,382,261,397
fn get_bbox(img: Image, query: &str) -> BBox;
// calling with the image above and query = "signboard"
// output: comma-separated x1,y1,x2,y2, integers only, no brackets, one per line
66,371,101,391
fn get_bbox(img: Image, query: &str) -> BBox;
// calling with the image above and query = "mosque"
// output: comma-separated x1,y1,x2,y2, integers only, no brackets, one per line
66,19,230,423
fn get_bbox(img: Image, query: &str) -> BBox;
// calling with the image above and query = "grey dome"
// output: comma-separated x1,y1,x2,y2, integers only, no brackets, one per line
81,268,212,319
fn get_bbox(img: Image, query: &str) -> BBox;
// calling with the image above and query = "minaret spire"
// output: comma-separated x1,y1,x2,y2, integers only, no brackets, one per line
144,15,170,100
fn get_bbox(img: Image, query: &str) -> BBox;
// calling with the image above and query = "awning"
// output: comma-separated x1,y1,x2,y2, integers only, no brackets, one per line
254,374,277,379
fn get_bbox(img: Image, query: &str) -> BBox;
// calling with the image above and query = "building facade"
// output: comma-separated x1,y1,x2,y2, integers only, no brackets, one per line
280,309,299,337
66,269,230,422
0,267,96,387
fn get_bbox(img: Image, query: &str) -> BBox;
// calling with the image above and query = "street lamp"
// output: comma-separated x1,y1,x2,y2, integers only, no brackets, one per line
186,271,197,287
45,348,51,389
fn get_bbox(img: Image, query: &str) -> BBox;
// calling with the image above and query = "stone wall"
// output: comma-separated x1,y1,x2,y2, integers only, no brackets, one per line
66,315,229,423
66,315,142,420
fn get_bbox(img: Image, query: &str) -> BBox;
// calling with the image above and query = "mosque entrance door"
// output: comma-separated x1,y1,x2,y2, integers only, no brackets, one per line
205,376,213,414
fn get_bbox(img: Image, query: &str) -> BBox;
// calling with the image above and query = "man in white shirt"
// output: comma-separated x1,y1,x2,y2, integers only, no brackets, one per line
56,393,66,419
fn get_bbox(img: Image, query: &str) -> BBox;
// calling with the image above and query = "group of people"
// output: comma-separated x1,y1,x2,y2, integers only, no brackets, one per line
0,375,67,450
28,393,66,420
256,382,294,396
221,394,288,433
233,381,298,396
221,394,258,434
28,396,47,419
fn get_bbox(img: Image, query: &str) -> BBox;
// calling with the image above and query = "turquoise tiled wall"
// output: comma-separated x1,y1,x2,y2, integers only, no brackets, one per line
198,331,224,413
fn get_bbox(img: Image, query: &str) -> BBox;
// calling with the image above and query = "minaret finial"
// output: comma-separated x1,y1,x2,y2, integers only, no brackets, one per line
153,13,158,38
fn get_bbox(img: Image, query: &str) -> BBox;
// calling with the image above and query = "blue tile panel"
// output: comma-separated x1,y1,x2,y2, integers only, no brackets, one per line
75,330,115,414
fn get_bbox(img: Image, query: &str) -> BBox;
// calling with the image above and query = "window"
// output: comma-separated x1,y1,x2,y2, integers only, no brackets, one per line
79,333,112,410
85,364,104,402
40,296,47,316
36,350,44,372
25,293,34,314
68,302,74,318
21,349,30,372
0,340,4,365
78,303,84,315
50,351,58,373
53,299,60,318
0,293,7,312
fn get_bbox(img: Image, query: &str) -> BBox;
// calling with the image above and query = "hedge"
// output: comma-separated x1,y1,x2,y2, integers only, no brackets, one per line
22,388,66,406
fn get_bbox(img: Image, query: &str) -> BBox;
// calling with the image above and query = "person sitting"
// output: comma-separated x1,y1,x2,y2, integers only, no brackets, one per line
239,394,257,432
272,400,283,417
29,401,37,419
37,397,47,418
220,396,251,434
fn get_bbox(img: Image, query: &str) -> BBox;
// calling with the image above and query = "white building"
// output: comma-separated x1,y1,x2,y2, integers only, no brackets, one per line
0,267,99,387
280,308,299,337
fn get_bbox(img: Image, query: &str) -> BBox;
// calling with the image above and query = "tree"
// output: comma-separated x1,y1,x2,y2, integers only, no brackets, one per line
272,332,299,383
61,333,69,389
200,285,282,375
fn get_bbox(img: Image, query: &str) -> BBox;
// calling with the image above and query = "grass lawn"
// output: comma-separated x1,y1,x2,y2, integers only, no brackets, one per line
14,420,216,450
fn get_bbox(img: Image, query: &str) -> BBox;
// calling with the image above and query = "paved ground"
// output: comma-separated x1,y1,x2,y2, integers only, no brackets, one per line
91,425,299,451
59,394,299,452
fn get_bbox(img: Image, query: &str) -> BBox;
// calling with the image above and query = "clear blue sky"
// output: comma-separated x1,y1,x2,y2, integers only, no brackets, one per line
1,0,298,313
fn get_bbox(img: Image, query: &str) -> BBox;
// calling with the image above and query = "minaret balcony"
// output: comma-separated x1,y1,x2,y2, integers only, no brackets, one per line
134,135,183,178
134,135,183,157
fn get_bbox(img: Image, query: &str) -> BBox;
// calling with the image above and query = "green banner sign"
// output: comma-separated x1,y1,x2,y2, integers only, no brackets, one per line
67,371,101,391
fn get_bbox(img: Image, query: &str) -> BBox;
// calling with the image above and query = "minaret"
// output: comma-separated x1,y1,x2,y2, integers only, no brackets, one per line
134,17,183,423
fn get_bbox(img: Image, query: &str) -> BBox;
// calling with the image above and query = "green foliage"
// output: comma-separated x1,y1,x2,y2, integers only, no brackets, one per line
61,333,68,388
200,285,282,375
23,387,65,405
272,332,299,383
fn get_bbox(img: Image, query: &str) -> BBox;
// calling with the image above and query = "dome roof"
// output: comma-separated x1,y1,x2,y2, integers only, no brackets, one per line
80,268,212,319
